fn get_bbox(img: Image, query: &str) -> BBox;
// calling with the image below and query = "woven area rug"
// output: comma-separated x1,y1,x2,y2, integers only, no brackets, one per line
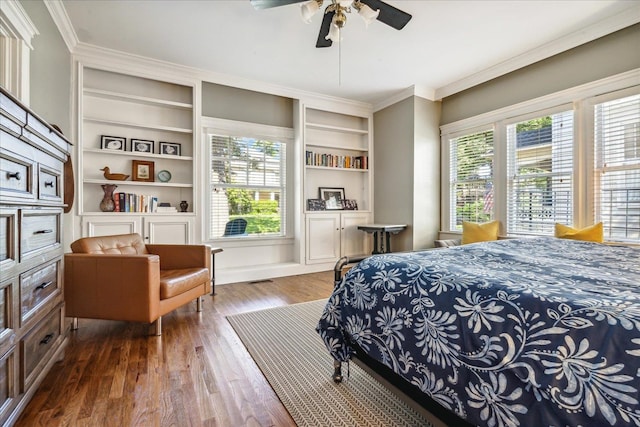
226,299,437,427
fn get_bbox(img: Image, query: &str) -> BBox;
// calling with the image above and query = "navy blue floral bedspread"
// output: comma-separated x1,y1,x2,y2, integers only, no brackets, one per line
317,237,640,427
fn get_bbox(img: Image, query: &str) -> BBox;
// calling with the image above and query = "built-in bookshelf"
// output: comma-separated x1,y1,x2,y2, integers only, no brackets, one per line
303,107,371,212
302,106,373,263
77,65,197,243
79,66,195,216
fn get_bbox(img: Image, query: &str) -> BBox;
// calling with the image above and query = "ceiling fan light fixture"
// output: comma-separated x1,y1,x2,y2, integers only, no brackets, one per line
354,2,379,27
300,0,323,23
326,20,341,42
327,4,346,42
251,0,412,48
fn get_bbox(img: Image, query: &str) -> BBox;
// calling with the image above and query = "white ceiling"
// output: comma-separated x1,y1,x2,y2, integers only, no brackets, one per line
59,0,640,105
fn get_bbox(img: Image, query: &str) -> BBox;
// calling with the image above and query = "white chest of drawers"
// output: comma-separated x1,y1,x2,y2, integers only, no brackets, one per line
0,87,71,426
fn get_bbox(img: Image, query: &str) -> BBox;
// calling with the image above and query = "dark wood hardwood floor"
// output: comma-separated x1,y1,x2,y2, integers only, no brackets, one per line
16,271,335,426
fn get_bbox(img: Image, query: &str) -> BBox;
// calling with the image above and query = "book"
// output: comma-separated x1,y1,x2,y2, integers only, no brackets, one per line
156,206,177,213
119,193,126,212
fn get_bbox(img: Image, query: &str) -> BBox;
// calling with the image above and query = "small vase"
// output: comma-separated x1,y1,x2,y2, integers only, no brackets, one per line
100,184,117,212
180,200,188,212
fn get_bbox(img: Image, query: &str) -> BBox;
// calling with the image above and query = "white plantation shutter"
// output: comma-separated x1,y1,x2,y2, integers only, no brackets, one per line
209,134,286,239
507,110,573,235
449,130,494,230
594,93,640,242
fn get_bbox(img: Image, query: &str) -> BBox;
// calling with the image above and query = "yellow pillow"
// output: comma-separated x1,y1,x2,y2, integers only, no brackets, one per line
462,221,499,244
554,222,603,243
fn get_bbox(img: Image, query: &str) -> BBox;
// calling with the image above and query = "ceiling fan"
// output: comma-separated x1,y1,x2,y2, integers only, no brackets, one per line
250,0,412,48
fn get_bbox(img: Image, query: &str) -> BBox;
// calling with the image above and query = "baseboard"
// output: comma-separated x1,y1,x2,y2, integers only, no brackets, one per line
216,261,335,285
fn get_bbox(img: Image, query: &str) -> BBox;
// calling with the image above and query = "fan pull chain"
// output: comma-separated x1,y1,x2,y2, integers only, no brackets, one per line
338,27,342,86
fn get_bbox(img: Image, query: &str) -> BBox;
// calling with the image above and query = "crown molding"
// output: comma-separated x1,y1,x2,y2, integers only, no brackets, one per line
373,87,415,112
413,85,436,102
193,62,372,114
373,85,437,112
0,0,38,48
73,42,200,86
44,0,78,52
434,5,640,100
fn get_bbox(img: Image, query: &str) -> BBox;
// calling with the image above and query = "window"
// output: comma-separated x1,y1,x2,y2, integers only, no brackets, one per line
593,93,640,242
440,73,638,244
448,129,494,230
507,111,573,235
208,127,289,240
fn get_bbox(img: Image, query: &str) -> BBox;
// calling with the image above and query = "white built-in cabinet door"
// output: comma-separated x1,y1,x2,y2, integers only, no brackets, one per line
82,215,140,237
306,213,340,264
81,215,193,244
144,216,193,244
340,212,371,258
305,212,371,264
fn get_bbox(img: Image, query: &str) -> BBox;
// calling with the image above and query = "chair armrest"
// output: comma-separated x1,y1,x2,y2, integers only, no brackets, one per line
146,244,211,272
64,253,161,323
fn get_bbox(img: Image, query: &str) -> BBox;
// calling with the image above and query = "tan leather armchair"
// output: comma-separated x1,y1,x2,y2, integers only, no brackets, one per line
65,233,211,335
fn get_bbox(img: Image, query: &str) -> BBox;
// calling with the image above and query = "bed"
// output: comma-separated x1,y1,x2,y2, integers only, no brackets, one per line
317,237,640,427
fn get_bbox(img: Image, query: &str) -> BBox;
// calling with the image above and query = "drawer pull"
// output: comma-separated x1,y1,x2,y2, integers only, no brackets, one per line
35,281,53,291
44,181,54,187
35,229,53,234
7,171,21,180
40,334,54,345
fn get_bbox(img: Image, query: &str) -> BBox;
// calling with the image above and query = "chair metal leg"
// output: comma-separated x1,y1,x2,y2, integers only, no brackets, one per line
71,317,78,330
196,296,203,312
153,317,162,336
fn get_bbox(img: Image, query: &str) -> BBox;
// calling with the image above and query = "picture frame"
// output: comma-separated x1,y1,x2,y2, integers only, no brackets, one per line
130,139,154,154
159,141,181,156
132,160,155,182
307,199,326,211
100,135,126,151
342,199,358,210
319,187,345,210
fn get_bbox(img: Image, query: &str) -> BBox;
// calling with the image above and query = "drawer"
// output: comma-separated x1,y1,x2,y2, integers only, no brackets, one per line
38,164,62,202
0,113,22,138
0,346,17,425
19,209,61,261
20,260,60,325
0,279,16,358
0,91,27,128
21,306,62,392
0,138,35,200
25,115,69,162
0,208,17,271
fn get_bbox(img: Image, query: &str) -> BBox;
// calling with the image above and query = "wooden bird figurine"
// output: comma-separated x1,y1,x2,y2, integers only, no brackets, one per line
100,167,129,181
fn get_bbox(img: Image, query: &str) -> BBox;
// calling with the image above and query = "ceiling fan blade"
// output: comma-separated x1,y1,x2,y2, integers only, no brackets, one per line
360,0,412,30
249,0,306,10
316,9,334,48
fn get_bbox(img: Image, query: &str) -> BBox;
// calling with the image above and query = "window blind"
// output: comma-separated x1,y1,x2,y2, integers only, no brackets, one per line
209,134,286,239
507,111,573,235
594,94,640,242
449,130,494,230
